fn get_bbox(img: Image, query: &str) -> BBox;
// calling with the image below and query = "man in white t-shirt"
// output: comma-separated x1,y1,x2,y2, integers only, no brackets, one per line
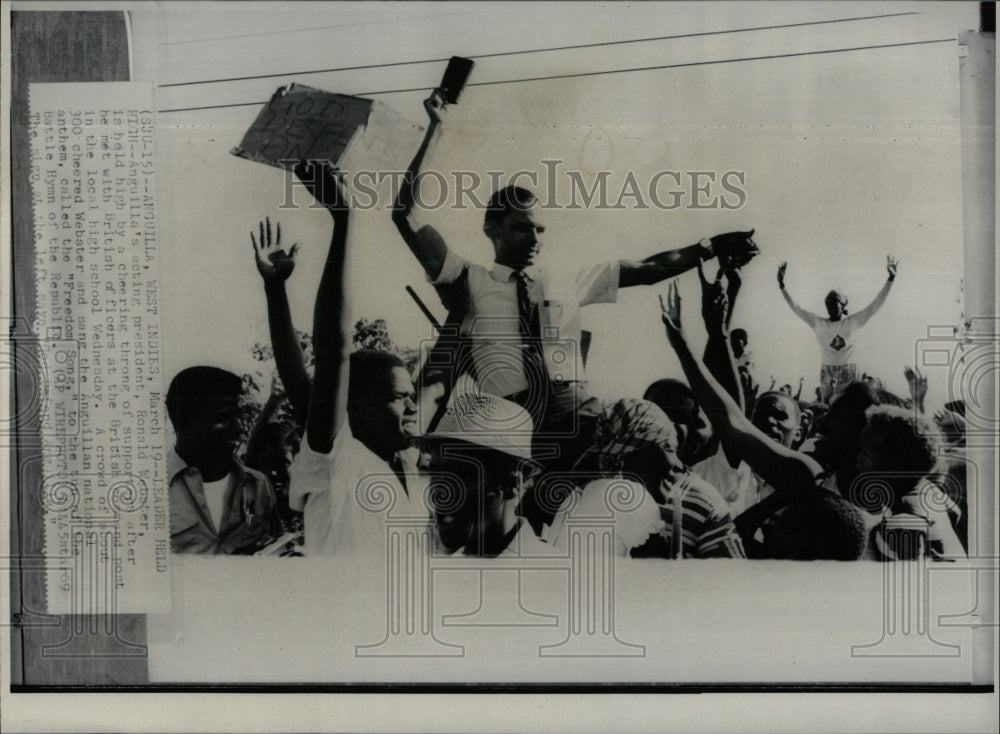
778,255,898,403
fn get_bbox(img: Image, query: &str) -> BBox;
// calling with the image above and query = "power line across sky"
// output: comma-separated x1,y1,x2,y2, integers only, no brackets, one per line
158,11,917,89
158,36,955,115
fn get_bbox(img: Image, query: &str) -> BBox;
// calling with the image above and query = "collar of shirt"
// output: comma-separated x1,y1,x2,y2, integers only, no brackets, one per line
491,261,541,284
167,447,244,485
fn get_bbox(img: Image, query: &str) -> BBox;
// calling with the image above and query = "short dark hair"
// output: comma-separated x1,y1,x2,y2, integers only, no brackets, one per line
825,289,846,312
166,366,243,429
347,349,407,409
752,390,801,422
774,492,868,560
730,328,748,343
643,378,699,431
864,405,938,476
484,185,537,227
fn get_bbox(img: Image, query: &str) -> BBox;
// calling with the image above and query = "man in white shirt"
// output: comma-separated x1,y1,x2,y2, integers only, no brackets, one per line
289,349,428,556
284,163,429,555
394,89,758,526
778,255,898,403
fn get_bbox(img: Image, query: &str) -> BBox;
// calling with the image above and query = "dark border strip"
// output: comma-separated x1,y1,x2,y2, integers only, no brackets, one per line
11,683,995,694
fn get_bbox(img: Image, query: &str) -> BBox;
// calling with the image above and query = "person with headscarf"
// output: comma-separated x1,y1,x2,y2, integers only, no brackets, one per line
545,398,745,559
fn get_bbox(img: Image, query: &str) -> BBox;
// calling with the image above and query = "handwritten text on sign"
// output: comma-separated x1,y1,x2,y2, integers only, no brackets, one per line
232,84,372,169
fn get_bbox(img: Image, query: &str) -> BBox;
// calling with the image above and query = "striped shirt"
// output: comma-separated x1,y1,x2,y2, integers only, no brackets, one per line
545,474,745,559
656,472,746,559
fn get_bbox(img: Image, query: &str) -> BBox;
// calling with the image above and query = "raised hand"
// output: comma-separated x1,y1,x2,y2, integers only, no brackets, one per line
903,365,927,409
697,260,729,330
711,228,759,270
424,88,446,125
252,217,299,284
293,160,347,212
933,408,965,443
659,281,682,334
886,255,899,280
777,261,787,289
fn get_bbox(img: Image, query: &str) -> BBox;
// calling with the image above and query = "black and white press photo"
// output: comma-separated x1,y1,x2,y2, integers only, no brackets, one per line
2,2,996,732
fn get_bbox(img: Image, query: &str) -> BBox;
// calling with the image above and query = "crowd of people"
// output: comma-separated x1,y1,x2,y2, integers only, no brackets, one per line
167,90,970,562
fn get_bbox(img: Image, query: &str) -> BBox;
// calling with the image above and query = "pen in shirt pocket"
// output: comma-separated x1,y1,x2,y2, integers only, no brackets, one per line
243,491,256,527
542,299,563,326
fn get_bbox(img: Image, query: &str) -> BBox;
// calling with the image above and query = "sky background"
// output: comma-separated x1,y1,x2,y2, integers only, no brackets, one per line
133,1,977,410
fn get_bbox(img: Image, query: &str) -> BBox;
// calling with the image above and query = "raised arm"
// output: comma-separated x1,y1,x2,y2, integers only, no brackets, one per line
618,229,759,288
295,161,351,454
392,90,450,282
723,266,742,331
697,261,744,416
851,255,897,327
777,261,819,328
660,282,823,494
251,217,311,428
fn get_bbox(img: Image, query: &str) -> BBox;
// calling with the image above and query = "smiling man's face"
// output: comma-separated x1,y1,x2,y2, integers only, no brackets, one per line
489,205,546,271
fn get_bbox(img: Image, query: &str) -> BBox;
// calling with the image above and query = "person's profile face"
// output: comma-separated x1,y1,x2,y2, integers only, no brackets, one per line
357,367,418,457
422,442,511,552
490,205,545,270
731,334,748,358
680,407,715,465
421,443,476,549
751,394,799,447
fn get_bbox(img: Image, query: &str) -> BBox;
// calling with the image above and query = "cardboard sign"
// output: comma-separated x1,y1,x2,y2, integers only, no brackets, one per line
232,84,372,168
232,83,423,175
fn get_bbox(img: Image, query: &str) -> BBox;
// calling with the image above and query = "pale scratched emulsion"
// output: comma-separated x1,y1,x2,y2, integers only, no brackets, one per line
28,82,172,615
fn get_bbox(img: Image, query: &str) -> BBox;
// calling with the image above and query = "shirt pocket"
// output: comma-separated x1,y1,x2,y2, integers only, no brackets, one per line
541,299,564,333
170,519,208,554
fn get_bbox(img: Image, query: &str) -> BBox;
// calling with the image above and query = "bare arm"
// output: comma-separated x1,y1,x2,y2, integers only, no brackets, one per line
252,217,311,428
723,267,741,331
660,283,823,495
392,90,450,282
777,262,819,328
851,257,898,327
697,261,745,419
296,161,351,454
619,229,759,288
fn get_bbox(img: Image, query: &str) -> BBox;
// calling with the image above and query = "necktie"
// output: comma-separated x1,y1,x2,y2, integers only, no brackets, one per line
514,270,548,423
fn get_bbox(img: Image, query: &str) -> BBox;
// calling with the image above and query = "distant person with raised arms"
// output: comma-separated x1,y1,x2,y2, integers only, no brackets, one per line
777,255,898,403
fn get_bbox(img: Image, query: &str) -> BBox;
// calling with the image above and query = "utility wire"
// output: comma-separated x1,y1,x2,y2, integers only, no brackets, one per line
158,11,917,88
159,11,476,47
159,37,955,114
